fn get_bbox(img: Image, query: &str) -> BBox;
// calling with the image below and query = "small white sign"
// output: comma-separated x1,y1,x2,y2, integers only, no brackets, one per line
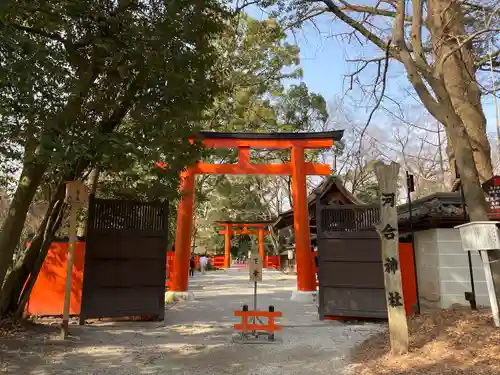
65,181,89,206
249,254,263,282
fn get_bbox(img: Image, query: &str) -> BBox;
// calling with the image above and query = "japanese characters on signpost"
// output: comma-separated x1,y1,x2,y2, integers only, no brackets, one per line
61,180,89,340
249,253,263,313
249,253,263,282
374,161,409,355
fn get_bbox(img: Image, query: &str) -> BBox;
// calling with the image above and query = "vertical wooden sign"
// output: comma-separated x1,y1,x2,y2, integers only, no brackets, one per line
61,180,88,340
374,161,409,355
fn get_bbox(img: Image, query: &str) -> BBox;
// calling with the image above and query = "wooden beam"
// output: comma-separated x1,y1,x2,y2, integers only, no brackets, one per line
219,230,271,235
194,162,331,175
217,222,273,228
374,161,409,355
202,138,334,149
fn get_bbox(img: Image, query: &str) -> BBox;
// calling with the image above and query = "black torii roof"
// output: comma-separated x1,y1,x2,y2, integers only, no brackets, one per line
199,131,344,141
215,220,276,225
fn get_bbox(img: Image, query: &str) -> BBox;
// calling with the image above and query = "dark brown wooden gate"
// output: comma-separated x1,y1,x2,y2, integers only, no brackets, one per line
316,200,388,319
80,197,169,323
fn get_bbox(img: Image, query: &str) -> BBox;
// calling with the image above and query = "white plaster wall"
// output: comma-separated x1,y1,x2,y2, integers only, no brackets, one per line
414,229,441,307
436,228,490,308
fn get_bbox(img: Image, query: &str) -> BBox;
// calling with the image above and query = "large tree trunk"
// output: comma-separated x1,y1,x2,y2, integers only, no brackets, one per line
0,181,66,317
390,0,500,309
78,166,100,236
445,110,500,309
14,200,66,318
427,0,500,309
0,161,47,289
428,0,493,183
0,207,51,316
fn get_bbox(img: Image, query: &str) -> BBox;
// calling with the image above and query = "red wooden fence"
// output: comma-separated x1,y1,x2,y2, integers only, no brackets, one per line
26,242,85,316
211,255,225,269
166,252,175,289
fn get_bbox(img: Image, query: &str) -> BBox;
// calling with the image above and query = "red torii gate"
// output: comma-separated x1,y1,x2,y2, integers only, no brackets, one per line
161,131,343,301
216,220,274,268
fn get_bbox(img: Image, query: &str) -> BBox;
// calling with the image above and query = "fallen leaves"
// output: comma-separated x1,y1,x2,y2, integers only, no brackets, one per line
349,306,500,375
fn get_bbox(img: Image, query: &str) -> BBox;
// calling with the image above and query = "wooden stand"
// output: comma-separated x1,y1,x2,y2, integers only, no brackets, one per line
233,306,282,344
374,161,409,355
61,180,88,340
61,204,77,339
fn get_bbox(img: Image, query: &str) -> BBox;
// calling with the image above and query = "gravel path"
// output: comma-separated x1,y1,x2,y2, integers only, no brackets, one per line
1,268,383,375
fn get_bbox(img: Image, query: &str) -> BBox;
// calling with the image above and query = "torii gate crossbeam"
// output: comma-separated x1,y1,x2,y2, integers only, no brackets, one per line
217,221,274,268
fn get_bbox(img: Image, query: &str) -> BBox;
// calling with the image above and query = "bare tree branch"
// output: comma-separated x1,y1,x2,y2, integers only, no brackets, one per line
286,7,328,29
439,28,500,71
233,0,260,14
410,0,429,68
321,0,393,54
476,48,500,68
337,0,412,21
357,41,391,153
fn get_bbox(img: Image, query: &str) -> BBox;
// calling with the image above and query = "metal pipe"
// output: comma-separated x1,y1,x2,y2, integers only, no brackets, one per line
254,280,257,311
406,171,420,314
456,161,477,310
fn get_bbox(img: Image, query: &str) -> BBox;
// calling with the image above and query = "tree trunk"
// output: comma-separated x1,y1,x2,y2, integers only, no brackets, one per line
0,211,50,316
445,111,500,309
391,0,500,310
14,200,66,318
0,181,66,317
428,0,493,183
0,161,47,289
78,166,100,236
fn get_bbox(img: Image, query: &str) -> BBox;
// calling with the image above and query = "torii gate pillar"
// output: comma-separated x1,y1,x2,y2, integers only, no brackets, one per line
290,146,317,301
171,169,195,294
258,228,265,260
224,225,232,268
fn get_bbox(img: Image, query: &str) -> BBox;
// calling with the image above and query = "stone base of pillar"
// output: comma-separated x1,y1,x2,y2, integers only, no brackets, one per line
290,290,318,304
165,291,195,304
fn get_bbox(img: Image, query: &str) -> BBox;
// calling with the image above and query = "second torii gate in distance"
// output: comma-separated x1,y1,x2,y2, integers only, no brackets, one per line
216,220,274,268
162,131,343,302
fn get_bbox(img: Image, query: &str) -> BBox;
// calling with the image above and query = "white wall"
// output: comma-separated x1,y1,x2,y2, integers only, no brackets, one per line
414,229,440,306
435,228,490,307
414,228,490,309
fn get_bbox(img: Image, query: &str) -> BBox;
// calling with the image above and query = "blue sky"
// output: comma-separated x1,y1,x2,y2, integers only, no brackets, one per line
246,6,500,139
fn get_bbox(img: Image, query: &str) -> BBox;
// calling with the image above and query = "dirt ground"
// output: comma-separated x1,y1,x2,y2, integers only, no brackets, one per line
0,268,382,375
347,306,500,375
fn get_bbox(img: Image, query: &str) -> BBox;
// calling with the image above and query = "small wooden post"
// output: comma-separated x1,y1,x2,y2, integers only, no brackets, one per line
373,161,409,355
61,180,88,340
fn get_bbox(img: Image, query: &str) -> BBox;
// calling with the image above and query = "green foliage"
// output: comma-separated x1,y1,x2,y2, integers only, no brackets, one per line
206,14,302,133
355,182,380,204
0,0,229,184
0,0,233,305
274,82,328,132
192,14,330,254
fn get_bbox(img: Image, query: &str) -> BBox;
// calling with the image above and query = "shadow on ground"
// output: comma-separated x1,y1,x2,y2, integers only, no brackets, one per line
1,269,383,375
